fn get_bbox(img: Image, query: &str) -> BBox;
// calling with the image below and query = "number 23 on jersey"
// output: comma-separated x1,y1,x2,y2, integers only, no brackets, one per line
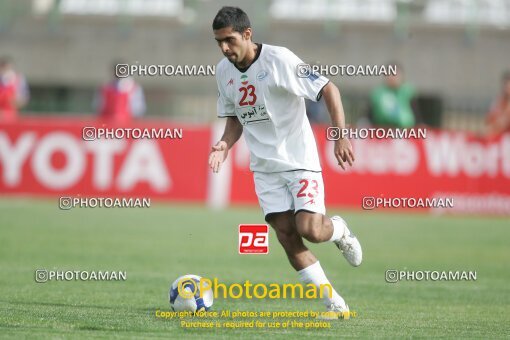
239,85,257,106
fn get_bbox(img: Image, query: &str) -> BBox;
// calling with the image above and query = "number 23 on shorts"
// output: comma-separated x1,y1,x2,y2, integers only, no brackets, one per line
297,179,319,198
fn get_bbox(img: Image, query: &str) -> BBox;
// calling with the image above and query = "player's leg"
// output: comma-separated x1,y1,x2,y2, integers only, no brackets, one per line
254,172,318,270
266,211,348,315
254,172,349,315
293,211,336,243
266,210,316,270
289,171,362,267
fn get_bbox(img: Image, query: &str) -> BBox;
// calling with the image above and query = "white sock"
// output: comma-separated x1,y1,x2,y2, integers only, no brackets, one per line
297,261,346,307
328,217,346,242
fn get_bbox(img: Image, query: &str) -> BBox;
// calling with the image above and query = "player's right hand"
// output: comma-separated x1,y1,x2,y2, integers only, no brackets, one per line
208,141,229,173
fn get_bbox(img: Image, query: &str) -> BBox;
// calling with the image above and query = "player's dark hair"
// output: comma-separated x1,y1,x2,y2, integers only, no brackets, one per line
212,6,251,34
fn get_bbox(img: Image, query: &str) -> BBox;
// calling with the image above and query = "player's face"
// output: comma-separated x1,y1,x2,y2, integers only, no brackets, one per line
214,27,251,65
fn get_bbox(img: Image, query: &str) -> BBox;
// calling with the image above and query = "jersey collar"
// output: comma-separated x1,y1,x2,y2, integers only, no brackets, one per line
234,43,262,73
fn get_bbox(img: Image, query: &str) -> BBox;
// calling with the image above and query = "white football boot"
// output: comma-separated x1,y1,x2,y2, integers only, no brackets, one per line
332,216,362,267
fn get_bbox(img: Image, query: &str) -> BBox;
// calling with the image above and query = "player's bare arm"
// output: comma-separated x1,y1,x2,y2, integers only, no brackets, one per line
321,82,355,170
208,116,243,173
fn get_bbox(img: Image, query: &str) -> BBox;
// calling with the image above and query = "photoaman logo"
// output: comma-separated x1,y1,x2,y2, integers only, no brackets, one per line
177,277,334,300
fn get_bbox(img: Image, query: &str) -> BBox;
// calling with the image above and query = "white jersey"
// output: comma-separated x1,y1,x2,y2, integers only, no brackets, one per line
216,44,329,173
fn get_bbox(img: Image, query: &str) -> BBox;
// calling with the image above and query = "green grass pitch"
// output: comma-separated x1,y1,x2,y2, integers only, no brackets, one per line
0,198,509,339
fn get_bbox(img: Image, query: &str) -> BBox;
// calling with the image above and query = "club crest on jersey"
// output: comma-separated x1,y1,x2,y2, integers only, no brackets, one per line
256,70,268,81
227,78,234,86
240,74,249,85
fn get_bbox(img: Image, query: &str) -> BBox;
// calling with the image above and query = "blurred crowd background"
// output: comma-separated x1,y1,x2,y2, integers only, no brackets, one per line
1,0,509,134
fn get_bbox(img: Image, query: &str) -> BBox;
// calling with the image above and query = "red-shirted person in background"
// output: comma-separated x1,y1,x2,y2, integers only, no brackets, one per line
0,56,29,122
93,61,146,123
486,71,510,136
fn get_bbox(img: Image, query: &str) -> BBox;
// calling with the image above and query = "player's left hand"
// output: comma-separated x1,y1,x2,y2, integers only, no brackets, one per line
334,138,355,170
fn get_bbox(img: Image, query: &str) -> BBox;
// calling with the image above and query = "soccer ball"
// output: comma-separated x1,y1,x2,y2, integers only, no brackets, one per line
169,274,213,312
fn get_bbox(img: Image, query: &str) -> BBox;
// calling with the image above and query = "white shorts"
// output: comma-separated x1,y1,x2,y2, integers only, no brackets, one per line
253,170,326,218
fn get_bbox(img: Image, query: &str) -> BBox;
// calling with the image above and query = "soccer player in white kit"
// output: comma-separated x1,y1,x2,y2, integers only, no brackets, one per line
209,6,362,319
